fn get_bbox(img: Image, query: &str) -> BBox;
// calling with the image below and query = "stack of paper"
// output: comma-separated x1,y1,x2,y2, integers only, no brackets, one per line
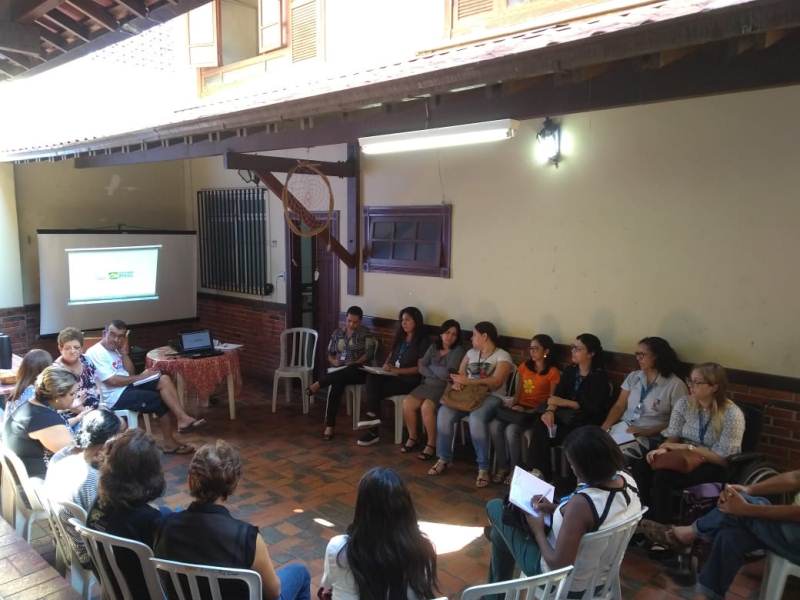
608,421,637,446
509,466,555,525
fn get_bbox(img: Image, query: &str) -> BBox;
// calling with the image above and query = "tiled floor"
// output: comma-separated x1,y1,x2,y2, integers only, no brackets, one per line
22,383,796,599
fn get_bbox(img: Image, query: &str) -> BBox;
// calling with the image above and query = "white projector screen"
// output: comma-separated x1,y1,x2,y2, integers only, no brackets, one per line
38,231,197,335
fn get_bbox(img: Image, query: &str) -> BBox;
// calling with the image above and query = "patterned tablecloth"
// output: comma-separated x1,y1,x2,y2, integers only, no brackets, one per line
145,346,242,400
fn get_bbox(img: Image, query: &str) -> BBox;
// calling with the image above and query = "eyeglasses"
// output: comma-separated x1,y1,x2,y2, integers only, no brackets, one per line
687,379,709,387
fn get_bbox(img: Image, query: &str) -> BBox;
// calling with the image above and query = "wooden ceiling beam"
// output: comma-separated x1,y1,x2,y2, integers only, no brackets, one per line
0,50,36,69
44,9,91,41
114,0,147,19
0,61,25,77
10,0,68,23
66,0,117,31
38,26,69,51
0,20,41,56
224,152,357,177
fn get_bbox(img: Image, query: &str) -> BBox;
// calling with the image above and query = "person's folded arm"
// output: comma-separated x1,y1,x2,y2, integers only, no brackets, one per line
743,470,800,497
460,361,512,390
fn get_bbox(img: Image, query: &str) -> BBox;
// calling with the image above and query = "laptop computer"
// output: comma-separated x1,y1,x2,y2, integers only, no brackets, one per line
178,329,224,358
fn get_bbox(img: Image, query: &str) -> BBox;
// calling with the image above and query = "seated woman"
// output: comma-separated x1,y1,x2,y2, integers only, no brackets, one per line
154,440,311,600
54,327,101,431
401,319,465,460
601,336,687,452
486,426,641,595
357,307,430,447
633,362,745,524
428,321,513,488
320,467,437,600
489,334,561,484
3,365,76,477
528,333,612,483
87,429,168,599
639,470,800,600
3,348,53,419
305,306,372,441
44,407,121,567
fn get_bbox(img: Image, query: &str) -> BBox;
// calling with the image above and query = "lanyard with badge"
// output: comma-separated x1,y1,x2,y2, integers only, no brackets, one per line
395,341,410,368
632,375,658,421
698,411,711,445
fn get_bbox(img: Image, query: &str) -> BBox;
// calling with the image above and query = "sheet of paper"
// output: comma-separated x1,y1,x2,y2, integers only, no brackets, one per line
509,466,555,522
133,372,161,387
361,366,398,376
609,421,637,445
214,343,244,351
327,365,347,373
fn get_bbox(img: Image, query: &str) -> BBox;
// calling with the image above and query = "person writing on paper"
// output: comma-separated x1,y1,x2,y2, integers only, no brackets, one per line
85,320,205,455
632,362,744,524
601,337,687,451
638,469,800,600
485,426,641,596
305,306,373,441
356,307,430,447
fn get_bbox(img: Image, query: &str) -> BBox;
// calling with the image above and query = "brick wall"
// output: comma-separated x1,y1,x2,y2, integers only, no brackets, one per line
0,305,40,355
359,314,800,470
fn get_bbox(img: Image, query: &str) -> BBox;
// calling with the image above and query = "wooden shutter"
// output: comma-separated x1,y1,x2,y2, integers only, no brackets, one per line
290,0,318,62
186,0,220,67
456,0,494,20
259,0,286,53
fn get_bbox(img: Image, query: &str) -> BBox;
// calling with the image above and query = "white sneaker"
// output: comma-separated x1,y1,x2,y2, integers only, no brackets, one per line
356,417,381,429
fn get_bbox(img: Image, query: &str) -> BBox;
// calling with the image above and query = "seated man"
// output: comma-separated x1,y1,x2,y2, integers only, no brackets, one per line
85,319,205,454
305,306,372,441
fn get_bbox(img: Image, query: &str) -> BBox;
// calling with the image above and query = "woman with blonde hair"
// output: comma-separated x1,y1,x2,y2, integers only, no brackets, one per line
633,362,745,524
3,365,76,477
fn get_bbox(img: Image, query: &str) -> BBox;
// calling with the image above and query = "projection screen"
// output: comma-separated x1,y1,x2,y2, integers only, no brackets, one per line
38,230,197,335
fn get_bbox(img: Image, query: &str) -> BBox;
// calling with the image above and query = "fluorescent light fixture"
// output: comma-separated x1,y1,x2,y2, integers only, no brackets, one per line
360,119,519,155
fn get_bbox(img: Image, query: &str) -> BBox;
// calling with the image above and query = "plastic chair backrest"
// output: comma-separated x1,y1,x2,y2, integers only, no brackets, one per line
461,566,573,600
563,508,646,598
150,556,262,600
49,498,90,566
365,336,381,365
280,328,318,369
506,365,519,397
71,518,164,600
0,445,44,512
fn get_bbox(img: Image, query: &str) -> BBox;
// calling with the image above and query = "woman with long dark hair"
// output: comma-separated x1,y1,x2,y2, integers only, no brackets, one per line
320,467,437,600
357,307,430,447
4,348,53,418
527,333,613,483
601,336,687,450
489,334,561,484
401,319,465,460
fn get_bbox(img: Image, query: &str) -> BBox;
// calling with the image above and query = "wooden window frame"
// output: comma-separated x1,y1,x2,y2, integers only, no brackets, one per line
259,0,289,54
363,205,452,278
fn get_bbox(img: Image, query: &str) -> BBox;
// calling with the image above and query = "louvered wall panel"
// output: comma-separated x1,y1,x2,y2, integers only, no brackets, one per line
457,0,494,19
291,0,317,62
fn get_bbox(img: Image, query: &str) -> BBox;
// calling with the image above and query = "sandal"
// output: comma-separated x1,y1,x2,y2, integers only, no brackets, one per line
637,519,689,552
177,419,206,434
162,443,195,455
427,459,449,476
491,469,510,485
476,469,491,488
417,445,435,461
322,428,334,441
400,438,419,454
503,473,512,486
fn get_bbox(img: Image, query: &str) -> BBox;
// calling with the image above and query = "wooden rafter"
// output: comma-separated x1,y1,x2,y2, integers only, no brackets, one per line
0,50,36,69
38,26,69,51
0,20,41,56
11,0,68,23
44,10,91,42
224,151,356,178
114,0,147,19
66,0,117,32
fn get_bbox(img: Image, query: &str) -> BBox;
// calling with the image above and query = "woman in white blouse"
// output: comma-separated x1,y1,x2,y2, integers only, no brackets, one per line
633,362,745,523
320,468,437,600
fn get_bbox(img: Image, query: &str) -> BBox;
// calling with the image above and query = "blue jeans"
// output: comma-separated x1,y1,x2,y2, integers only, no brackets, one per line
694,495,800,599
486,498,542,587
277,563,311,600
436,395,501,470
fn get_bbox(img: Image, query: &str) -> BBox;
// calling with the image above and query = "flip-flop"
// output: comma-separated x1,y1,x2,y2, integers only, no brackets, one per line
162,444,195,455
178,418,207,434
476,469,491,488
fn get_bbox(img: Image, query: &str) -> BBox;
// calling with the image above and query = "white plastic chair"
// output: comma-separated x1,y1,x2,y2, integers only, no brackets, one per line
114,409,152,433
151,556,262,600
759,551,800,600
0,445,49,542
462,567,573,600
388,395,405,444
546,508,647,599
72,518,164,600
43,496,96,600
272,327,318,414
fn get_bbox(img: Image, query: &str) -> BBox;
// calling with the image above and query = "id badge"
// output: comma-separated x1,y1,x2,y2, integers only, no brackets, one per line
395,359,401,368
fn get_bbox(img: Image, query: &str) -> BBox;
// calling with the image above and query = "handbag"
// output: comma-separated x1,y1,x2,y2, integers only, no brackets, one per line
441,383,490,412
495,405,539,427
651,449,706,474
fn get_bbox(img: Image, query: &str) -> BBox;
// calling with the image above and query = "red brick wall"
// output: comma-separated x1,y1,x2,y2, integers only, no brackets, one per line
359,314,800,470
0,305,39,355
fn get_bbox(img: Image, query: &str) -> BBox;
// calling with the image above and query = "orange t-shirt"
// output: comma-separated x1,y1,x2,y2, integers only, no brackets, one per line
517,362,561,409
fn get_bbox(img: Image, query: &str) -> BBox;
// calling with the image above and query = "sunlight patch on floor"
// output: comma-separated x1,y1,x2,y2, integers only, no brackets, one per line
419,520,485,555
